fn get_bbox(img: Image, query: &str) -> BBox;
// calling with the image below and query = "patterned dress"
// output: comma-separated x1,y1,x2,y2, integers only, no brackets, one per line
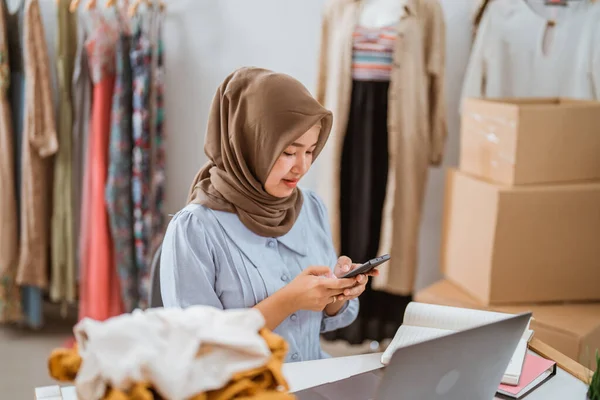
105,10,137,312
149,11,165,270
130,10,165,309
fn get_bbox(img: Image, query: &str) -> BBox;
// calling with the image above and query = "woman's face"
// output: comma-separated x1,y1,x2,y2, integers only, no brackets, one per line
264,124,321,198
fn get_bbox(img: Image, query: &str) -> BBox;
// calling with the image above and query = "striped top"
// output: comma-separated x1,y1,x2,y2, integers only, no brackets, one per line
352,24,397,81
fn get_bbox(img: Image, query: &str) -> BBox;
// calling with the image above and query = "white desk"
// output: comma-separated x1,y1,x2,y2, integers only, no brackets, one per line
36,352,588,400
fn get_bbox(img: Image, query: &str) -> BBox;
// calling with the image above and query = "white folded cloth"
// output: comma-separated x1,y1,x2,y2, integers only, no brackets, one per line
73,306,271,400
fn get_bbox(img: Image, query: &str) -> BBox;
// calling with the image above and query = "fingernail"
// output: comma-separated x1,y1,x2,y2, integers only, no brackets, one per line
344,290,350,296
343,264,350,272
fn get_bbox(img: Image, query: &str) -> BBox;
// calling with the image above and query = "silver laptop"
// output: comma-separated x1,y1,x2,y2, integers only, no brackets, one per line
298,312,532,400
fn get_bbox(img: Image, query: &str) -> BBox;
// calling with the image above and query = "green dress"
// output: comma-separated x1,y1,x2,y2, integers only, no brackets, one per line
50,0,78,307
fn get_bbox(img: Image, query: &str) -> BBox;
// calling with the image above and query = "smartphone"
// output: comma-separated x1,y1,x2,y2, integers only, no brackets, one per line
340,254,390,279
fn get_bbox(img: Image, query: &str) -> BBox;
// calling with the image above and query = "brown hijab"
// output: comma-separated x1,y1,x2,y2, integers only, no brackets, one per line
187,67,333,237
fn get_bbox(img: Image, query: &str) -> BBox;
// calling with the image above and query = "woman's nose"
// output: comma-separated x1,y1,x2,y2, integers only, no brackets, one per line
293,155,310,174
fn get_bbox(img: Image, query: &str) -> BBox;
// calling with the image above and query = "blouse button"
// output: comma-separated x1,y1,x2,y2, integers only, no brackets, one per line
291,353,299,361
290,314,298,322
267,240,276,248
281,275,289,282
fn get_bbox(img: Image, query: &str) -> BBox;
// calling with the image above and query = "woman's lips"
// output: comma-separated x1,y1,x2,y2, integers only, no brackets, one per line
282,178,299,188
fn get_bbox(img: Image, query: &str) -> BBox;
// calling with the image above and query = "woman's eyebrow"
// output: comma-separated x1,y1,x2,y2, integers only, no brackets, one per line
290,142,318,148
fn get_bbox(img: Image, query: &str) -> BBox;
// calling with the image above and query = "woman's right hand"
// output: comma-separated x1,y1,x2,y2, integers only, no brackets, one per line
285,266,357,312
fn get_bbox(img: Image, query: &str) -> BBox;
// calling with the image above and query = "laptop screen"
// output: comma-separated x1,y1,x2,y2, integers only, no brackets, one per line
294,369,385,400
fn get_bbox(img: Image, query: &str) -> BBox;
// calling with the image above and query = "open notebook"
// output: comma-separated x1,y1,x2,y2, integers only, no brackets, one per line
382,303,533,385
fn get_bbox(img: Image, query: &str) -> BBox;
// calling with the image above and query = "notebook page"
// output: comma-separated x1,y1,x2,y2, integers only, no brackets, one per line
381,325,454,364
403,302,517,332
381,325,530,382
503,338,529,384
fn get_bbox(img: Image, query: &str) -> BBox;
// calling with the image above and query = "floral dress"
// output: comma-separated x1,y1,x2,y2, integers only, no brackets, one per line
130,10,165,309
149,10,165,273
105,9,137,312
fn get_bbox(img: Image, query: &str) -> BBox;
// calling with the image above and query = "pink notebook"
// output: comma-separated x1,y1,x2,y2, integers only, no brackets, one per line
497,353,556,398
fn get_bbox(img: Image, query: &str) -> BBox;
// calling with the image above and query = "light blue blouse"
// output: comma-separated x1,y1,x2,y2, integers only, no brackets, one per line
160,188,359,363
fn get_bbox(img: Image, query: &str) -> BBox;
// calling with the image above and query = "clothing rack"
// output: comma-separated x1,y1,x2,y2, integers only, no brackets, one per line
0,0,166,330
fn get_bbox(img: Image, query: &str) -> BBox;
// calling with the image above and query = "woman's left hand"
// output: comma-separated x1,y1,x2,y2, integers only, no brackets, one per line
332,256,379,302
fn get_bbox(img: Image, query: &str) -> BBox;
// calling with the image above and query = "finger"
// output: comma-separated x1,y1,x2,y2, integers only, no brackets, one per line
354,274,367,284
318,276,354,290
343,284,365,298
337,256,352,267
328,277,356,289
326,286,346,296
366,269,380,277
334,257,352,276
304,265,333,276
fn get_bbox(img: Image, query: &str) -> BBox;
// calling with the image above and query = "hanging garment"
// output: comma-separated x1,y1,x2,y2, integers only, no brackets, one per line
149,9,165,271
77,117,93,319
71,9,92,278
322,80,410,344
130,10,165,309
461,0,600,104
472,0,491,39
78,10,123,322
106,13,136,312
130,17,152,310
315,0,447,295
50,0,77,306
15,0,59,329
0,0,21,324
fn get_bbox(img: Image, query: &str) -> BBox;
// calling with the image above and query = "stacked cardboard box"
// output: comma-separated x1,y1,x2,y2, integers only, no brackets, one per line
431,97,600,368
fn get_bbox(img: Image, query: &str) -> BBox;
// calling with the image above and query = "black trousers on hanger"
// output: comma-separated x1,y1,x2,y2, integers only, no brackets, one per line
322,80,411,345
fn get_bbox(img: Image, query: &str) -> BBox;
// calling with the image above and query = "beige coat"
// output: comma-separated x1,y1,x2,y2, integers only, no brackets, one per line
315,0,447,295
0,0,21,322
16,0,58,288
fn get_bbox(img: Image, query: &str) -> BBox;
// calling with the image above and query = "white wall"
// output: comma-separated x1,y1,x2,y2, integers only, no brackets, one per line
162,0,328,211
29,0,476,292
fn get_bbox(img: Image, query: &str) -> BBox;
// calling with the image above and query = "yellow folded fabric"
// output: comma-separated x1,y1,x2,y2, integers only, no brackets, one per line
48,327,295,400
48,346,81,382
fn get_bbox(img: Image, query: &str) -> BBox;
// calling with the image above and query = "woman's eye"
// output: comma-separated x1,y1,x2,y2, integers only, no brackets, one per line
283,151,295,157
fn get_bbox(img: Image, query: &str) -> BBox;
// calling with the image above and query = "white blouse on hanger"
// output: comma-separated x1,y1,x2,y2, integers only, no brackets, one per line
461,0,600,107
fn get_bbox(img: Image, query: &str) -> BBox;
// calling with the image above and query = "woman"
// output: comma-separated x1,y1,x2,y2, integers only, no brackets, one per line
160,67,377,363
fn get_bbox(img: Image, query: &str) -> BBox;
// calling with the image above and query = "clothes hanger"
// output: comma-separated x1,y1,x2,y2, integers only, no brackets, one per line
473,0,491,29
107,0,132,13
542,0,597,6
128,0,165,17
69,0,82,12
86,0,98,10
